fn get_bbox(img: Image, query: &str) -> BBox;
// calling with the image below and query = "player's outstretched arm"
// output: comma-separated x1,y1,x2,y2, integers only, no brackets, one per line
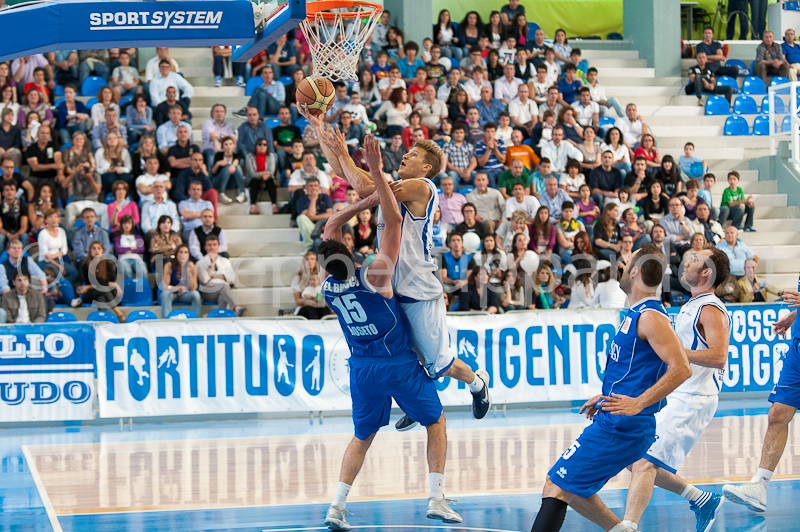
321,190,381,242
685,305,730,369
774,309,797,337
362,135,401,298
600,312,691,416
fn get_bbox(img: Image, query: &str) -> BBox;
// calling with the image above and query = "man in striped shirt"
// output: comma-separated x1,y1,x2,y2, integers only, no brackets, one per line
474,123,506,188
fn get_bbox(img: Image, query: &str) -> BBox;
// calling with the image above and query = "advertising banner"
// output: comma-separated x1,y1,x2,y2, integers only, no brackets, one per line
0,324,95,422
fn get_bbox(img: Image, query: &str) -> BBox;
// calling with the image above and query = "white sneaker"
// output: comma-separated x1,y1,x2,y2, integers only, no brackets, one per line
70,297,83,308
426,496,462,523
722,481,767,512
324,505,351,530
236,192,247,203
218,194,233,204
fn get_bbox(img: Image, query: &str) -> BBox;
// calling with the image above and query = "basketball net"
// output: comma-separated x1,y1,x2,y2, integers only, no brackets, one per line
300,3,382,82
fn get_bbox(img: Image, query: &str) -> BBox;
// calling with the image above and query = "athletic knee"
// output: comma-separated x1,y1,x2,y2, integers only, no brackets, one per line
768,403,796,426
630,458,658,475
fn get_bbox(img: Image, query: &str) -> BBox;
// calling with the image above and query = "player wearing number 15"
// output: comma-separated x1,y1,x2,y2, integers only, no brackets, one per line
318,135,459,531
530,243,691,532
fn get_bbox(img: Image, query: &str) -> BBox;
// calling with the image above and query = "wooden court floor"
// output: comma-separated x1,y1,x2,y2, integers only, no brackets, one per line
23,412,800,518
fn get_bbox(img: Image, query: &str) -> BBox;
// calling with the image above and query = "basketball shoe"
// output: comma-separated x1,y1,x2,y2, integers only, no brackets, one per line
426,496,462,523
472,369,491,419
324,505,351,530
722,481,767,512
689,492,725,532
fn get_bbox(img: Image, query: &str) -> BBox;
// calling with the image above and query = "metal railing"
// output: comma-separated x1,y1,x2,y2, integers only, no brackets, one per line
768,80,800,167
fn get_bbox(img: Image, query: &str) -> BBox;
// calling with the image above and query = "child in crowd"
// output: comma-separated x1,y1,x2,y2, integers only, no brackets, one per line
576,183,600,237
370,51,390,81
542,48,560,85
329,174,349,203
283,139,306,183
499,37,518,65
495,112,513,145
606,185,637,220
478,35,491,59
301,273,323,303
557,201,586,264
698,172,717,219
43,266,62,314
678,141,706,180
532,264,565,309
343,92,372,128
529,63,551,104
559,159,586,198
535,109,556,148
720,170,756,231
570,49,589,77
420,38,434,63
531,158,554,198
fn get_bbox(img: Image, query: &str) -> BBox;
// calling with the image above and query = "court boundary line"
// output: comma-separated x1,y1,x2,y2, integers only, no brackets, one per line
261,526,522,532
56,477,800,518
22,445,64,532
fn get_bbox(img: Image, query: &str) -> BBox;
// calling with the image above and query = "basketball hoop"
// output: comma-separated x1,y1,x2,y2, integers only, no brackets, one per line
300,0,383,82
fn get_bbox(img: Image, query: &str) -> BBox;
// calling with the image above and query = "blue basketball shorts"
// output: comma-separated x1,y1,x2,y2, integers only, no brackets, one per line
770,338,800,410
349,354,443,440
548,415,657,499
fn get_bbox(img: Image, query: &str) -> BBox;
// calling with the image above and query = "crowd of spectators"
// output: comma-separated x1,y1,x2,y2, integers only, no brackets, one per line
0,4,779,323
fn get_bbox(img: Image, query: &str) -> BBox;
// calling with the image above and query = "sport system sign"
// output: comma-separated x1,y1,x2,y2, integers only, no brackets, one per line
88,10,224,30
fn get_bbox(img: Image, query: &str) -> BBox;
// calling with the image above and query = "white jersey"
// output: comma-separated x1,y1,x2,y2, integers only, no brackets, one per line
376,177,443,302
673,292,731,396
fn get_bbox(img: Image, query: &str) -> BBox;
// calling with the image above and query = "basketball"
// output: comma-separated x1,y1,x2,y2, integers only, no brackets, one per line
296,77,335,116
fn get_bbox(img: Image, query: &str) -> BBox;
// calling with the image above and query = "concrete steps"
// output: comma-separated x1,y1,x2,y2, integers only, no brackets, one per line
230,287,296,306
739,231,800,246
218,214,293,229
710,181,777,194
227,241,305,256
226,228,299,243
710,193,787,207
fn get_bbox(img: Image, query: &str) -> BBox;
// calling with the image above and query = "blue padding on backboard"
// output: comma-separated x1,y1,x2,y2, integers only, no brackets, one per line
232,0,307,62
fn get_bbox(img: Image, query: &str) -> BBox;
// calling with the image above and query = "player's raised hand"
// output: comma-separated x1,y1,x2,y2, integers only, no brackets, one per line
299,104,324,130
598,393,644,416
361,135,382,172
579,395,603,420
782,290,800,308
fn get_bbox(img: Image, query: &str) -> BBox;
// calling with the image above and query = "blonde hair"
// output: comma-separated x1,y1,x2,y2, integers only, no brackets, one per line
101,131,124,163
511,210,528,224
413,139,444,179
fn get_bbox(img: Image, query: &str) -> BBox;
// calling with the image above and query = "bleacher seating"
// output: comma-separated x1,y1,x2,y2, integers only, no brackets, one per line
87,310,120,323
80,76,107,98
761,95,786,114
716,75,739,93
125,309,158,323
47,312,78,323
752,115,773,136
705,96,730,115
732,95,758,115
742,76,767,95
724,115,750,136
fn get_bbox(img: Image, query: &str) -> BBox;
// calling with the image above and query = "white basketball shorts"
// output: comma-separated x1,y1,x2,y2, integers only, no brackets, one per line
399,297,456,379
643,391,719,473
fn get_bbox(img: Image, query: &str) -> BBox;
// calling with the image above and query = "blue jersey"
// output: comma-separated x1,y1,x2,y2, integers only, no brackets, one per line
322,265,415,360
600,297,669,421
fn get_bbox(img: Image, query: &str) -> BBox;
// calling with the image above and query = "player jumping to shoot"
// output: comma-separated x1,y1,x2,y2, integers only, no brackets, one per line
621,247,732,532
320,135,460,529
301,105,491,429
530,243,691,532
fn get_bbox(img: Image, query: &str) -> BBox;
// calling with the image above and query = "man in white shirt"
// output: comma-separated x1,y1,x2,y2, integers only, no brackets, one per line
149,60,194,108
178,185,214,240
372,11,391,48
508,84,538,137
661,197,695,243
156,107,193,150
414,85,448,130
529,63,552,105
494,64,524,105
378,65,406,100
573,87,599,130
466,172,506,234
136,156,170,203
196,235,245,316
504,181,540,220
615,103,649,148
201,103,237,170
145,47,179,83
463,67,491,104
288,152,332,193
437,68,464,102
541,126,584,173
585,67,625,117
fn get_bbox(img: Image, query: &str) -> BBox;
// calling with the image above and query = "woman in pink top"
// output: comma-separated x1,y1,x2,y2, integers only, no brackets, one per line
108,180,140,233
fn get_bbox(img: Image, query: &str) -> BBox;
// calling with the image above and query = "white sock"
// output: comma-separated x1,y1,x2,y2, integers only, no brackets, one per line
429,472,444,500
609,523,632,532
621,519,638,530
752,468,773,489
680,484,703,503
332,481,351,509
467,375,484,393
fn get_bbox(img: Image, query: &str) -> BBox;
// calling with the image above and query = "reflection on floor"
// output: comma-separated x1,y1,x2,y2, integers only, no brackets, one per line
4,401,800,531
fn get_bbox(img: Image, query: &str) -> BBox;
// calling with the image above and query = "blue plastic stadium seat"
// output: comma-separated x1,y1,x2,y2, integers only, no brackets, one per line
726,59,747,76
732,95,758,115
55,84,65,96
80,76,107,99
761,95,786,114
723,115,750,135
296,118,309,133
527,22,540,35
598,115,615,127
87,310,119,323
770,76,791,94
449,57,460,70
85,97,98,111
207,308,237,318
459,186,475,195
704,96,730,115
752,115,774,136
278,75,292,86
749,60,757,75
716,75,739,93
47,312,77,323
782,115,795,132
121,277,153,306
245,76,264,96
128,142,139,155
742,76,767,95
607,32,623,40
53,96,65,108
119,95,133,109
168,309,197,319
60,142,72,152
126,309,158,323
265,117,281,129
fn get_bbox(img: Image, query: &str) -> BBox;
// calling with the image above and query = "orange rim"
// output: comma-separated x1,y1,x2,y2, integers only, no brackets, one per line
305,0,383,20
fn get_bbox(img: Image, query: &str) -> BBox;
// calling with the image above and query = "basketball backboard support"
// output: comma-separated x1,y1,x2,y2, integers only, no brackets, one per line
232,0,307,63
0,0,304,64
